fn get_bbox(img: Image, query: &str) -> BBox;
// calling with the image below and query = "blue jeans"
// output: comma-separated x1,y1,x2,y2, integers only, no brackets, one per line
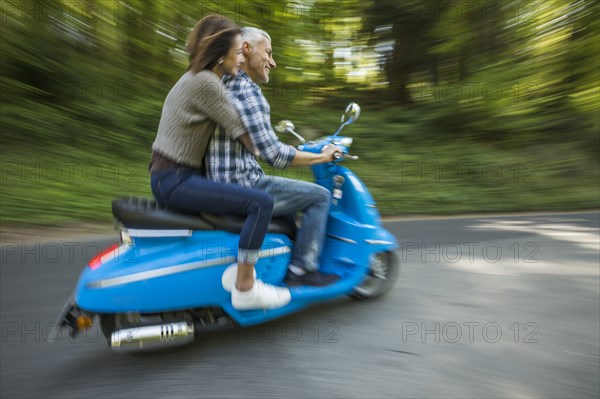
254,175,331,272
151,167,274,263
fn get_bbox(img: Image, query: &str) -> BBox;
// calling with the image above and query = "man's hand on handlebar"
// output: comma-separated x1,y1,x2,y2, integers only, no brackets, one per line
289,143,344,166
321,144,344,162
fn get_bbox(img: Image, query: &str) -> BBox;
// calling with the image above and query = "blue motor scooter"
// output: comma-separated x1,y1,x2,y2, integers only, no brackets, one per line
51,103,399,352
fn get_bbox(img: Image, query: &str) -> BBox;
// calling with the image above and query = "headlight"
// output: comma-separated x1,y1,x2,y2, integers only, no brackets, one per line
339,137,353,147
333,137,353,148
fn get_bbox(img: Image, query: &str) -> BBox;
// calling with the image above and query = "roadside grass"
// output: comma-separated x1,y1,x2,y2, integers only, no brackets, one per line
1,108,598,227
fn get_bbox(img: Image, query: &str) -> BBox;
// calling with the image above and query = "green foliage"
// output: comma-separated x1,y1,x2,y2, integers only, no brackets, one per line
1,0,598,226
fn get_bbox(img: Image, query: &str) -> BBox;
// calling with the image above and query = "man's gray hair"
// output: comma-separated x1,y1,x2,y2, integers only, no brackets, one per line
241,27,271,46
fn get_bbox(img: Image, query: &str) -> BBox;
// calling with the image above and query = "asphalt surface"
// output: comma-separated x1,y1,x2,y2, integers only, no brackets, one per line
1,212,599,398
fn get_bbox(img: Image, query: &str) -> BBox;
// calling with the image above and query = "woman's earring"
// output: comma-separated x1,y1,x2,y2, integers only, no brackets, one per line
218,58,224,64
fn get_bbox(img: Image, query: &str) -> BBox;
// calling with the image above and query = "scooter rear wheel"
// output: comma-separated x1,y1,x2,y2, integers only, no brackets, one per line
350,251,399,300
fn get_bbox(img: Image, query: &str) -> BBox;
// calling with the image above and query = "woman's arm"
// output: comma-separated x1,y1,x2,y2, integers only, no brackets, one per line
192,71,258,156
238,134,260,158
192,71,246,140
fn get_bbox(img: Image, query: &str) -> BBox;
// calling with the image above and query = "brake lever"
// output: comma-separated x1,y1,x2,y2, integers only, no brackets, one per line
333,152,359,161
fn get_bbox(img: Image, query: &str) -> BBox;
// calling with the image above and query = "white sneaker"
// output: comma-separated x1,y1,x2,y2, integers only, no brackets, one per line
232,280,291,310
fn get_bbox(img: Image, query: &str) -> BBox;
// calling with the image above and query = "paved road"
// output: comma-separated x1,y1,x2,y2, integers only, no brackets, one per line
1,212,598,398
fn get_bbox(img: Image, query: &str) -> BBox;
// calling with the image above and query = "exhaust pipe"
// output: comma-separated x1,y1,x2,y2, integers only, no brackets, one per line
111,322,194,352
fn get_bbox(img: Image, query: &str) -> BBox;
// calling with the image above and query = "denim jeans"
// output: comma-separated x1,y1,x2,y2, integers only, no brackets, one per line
254,175,331,272
151,167,274,263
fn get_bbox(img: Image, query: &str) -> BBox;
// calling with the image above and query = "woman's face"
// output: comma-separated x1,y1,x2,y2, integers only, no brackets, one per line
222,34,244,76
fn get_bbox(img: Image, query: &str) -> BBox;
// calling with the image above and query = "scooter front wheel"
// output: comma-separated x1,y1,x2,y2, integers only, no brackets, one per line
350,251,399,300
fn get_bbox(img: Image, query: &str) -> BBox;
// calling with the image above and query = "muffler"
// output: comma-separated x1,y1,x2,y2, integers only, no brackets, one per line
111,322,194,352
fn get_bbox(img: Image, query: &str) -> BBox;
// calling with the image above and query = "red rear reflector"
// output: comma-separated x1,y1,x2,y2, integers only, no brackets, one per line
88,243,119,270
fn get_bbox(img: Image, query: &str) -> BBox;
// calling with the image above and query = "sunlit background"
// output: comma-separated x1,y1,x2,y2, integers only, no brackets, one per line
1,0,598,226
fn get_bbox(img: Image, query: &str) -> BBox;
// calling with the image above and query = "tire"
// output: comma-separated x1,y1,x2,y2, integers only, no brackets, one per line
350,251,399,300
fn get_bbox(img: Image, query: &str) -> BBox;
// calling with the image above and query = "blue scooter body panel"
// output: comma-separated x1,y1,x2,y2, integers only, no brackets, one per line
75,232,292,315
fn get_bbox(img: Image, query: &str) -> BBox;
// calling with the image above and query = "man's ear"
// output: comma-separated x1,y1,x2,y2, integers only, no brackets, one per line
242,42,253,55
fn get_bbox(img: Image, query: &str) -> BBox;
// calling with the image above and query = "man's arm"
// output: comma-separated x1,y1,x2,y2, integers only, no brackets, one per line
290,145,339,166
233,91,295,168
231,82,340,167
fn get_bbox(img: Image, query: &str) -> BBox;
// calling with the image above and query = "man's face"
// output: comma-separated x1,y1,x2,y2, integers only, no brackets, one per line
244,37,276,84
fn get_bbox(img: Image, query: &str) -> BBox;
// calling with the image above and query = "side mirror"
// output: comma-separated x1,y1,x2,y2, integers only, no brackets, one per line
274,120,305,143
275,120,295,134
341,102,361,124
333,102,361,136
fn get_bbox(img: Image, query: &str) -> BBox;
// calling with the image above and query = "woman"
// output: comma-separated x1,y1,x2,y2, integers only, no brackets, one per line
149,15,290,310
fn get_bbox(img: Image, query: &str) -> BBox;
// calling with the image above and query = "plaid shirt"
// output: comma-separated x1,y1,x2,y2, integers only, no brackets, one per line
205,71,296,188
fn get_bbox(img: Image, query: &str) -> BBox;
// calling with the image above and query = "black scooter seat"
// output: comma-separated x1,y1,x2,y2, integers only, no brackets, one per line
112,197,296,239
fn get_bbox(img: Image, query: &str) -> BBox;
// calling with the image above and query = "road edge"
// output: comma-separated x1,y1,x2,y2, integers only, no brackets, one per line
1,209,598,245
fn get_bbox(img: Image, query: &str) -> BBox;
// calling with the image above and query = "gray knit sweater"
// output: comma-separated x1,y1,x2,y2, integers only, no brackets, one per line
151,70,246,168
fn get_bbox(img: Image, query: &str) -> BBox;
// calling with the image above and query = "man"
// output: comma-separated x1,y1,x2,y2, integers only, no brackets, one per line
206,27,341,287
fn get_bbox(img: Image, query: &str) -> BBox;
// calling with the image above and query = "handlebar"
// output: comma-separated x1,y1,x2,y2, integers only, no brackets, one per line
298,136,359,162
333,151,358,161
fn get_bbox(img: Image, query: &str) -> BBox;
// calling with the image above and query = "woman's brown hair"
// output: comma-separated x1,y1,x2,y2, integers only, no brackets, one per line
186,14,241,74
